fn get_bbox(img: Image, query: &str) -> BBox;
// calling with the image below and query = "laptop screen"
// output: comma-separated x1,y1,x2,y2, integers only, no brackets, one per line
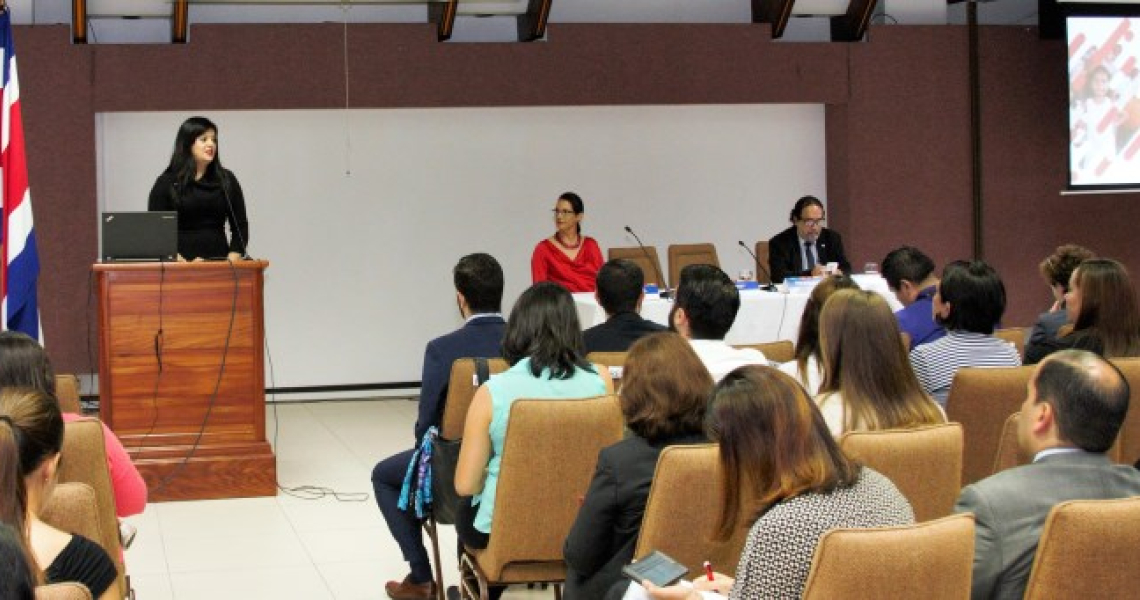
101,211,177,262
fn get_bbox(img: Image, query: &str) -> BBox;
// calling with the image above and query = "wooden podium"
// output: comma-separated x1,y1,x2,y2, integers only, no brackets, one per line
94,261,276,501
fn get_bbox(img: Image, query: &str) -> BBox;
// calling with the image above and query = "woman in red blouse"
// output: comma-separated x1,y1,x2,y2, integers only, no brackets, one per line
531,192,603,292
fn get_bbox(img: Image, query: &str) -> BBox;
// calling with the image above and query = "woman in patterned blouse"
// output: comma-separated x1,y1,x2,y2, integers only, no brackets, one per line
638,366,914,600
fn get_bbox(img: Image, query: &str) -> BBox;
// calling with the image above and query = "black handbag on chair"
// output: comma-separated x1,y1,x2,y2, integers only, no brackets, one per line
429,357,491,525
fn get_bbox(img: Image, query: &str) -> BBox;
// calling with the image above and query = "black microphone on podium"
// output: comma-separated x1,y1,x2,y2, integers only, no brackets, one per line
624,225,671,299
738,240,777,292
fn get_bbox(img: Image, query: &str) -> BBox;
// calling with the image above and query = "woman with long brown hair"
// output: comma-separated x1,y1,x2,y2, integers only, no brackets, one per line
1026,258,1140,363
0,388,117,599
815,289,945,436
638,366,913,599
778,274,859,395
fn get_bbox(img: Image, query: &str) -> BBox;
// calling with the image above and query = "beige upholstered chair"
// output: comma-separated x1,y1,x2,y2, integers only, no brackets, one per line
839,423,963,522
585,351,627,368
1111,358,1140,465
39,482,123,600
423,358,509,600
458,396,624,599
732,340,794,364
55,374,83,414
1023,497,1140,599
55,419,126,600
991,412,1025,475
632,444,748,577
993,327,1027,361
753,241,771,284
801,513,975,599
667,244,719,289
608,246,666,288
945,366,1035,486
35,583,94,600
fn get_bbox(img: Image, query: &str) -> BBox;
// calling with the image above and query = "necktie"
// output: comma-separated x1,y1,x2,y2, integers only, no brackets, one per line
804,241,816,272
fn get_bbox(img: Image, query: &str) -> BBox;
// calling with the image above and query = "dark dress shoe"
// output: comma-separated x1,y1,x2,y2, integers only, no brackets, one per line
385,575,436,600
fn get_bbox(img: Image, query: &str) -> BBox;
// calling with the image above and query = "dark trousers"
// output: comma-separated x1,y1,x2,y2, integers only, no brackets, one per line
373,448,434,583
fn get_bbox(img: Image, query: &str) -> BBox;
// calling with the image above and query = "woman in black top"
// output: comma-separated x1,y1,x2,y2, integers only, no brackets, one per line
148,116,249,261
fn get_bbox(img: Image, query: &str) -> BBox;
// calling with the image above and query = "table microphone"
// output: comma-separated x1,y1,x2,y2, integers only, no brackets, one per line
738,240,777,292
624,225,671,299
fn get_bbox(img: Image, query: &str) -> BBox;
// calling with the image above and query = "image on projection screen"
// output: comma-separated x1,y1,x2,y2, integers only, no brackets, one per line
1068,16,1140,188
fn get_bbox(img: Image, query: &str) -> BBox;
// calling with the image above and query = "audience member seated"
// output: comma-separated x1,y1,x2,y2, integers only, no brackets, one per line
372,253,507,600
564,332,712,598
778,274,858,395
881,246,946,350
910,260,1021,407
1024,258,1140,365
670,264,768,381
0,388,117,599
955,349,1140,600
531,192,604,293
0,523,34,600
1023,244,1095,365
583,259,667,353
814,289,945,437
629,366,914,600
455,281,614,599
0,332,147,518
767,195,851,283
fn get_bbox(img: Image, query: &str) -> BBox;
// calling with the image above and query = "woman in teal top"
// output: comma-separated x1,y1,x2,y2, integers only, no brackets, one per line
456,282,613,550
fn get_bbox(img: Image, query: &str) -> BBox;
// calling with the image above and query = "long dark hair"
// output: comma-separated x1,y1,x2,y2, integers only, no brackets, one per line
0,387,65,583
0,332,56,396
502,282,594,379
166,116,228,203
559,192,584,235
1071,259,1140,358
707,366,858,541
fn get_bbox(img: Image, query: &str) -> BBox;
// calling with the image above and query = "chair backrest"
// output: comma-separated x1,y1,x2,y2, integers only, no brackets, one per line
992,412,1024,475
55,419,126,598
754,241,771,284
945,366,1036,486
608,246,665,288
667,243,719,289
39,482,120,600
440,358,509,440
35,583,94,600
993,327,1027,361
801,513,975,599
474,395,624,581
839,423,964,522
1023,497,1140,599
585,352,627,368
732,340,794,364
1110,358,1140,465
633,445,749,577
55,374,83,414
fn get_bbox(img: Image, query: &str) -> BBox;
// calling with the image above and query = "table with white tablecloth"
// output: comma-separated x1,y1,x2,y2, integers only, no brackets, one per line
574,274,903,345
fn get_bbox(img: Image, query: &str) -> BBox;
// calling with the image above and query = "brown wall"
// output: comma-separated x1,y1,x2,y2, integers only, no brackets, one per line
16,23,1107,373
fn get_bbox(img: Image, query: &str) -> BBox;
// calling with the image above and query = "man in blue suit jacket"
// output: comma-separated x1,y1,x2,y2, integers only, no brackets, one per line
373,253,507,600
955,349,1140,600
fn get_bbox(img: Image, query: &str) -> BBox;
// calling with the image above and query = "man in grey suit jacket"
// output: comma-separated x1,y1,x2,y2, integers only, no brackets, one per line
955,349,1140,600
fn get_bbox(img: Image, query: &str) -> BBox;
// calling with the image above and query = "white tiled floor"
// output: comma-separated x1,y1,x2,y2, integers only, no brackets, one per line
121,399,550,600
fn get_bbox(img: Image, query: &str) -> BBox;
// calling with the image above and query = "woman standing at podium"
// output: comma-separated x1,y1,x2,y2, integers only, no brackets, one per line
531,192,603,292
148,116,249,262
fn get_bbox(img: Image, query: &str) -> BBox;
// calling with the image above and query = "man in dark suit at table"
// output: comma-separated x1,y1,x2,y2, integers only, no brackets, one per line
955,349,1140,600
583,259,666,353
372,253,507,600
767,195,851,284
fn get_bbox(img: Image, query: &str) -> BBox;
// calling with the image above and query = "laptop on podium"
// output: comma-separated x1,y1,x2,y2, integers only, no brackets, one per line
100,211,177,262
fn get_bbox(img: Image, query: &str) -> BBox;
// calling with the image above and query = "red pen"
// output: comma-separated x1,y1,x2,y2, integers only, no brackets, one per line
703,560,714,582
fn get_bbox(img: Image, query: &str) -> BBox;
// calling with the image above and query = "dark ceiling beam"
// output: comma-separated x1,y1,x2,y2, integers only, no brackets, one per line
428,0,458,42
172,0,189,44
751,0,795,39
72,0,88,44
830,0,878,42
517,0,553,42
